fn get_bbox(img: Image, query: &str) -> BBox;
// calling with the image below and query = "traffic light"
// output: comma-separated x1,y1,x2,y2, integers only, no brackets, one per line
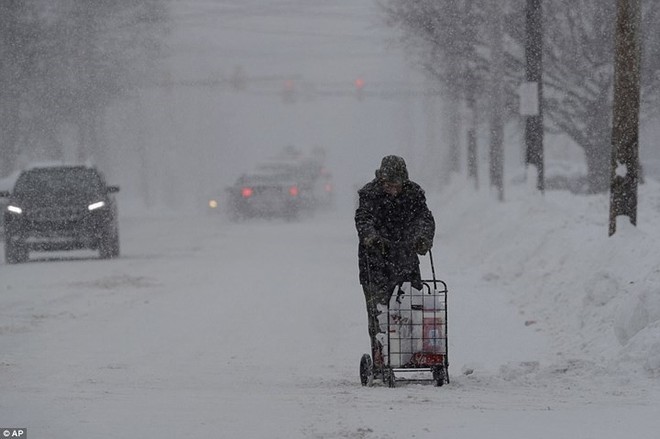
354,77,365,101
282,79,296,103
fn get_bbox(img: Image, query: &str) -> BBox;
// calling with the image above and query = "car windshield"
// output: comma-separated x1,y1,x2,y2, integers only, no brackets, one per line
14,168,103,197
257,160,322,182
237,173,290,185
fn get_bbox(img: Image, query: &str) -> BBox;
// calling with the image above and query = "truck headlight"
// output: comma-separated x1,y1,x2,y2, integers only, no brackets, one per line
88,201,106,211
7,205,23,214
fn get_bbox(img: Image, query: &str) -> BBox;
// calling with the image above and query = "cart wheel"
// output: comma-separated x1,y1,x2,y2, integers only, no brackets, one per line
432,366,445,387
360,354,373,387
384,368,396,388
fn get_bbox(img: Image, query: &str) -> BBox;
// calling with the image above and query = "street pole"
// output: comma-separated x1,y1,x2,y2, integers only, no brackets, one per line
489,0,505,201
608,0,642,236
524,0,544,192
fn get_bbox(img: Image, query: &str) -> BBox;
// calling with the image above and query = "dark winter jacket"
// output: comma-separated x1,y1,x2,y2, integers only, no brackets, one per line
355,178,435,293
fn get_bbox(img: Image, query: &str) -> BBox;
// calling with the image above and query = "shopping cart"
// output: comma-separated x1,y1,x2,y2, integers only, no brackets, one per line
360,251,448,387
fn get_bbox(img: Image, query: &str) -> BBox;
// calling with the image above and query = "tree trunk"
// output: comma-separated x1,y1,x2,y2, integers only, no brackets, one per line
0,104,21,177
584,140,612,193
584,102,613,193
423,82,443,189
0,0,22,176
489,0,505,201
447,87,461,175
465,78,479,189
77,109,99,164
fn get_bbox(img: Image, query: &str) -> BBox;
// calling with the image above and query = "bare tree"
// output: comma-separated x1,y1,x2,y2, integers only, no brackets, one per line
382,0,490,179
507,1,660,193
383,0,660,194
539,1,618,193
0,1,32,175
0,0,169,174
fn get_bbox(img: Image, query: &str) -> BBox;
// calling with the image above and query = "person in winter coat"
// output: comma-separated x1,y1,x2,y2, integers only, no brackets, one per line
355,155,435,366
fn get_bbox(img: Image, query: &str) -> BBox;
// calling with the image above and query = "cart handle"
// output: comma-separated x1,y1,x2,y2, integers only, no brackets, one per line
429,249,437,290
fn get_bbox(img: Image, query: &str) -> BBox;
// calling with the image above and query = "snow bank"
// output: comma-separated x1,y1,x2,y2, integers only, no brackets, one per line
0,170,20,191
431,175,660,377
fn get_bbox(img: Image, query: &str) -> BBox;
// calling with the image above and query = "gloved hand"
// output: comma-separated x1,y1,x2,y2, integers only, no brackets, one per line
364,234,390,255
363,234,379,248
414,237,431,255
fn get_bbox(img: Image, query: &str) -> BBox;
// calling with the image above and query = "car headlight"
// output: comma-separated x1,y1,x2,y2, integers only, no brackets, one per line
7,205,23,214
88,201,106,211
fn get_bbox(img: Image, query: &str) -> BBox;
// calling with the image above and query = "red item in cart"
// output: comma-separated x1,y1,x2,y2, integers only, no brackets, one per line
406,352,444,367
422,313,444,353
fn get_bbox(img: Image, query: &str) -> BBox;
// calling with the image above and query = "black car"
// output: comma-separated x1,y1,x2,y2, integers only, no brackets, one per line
0,165,120,263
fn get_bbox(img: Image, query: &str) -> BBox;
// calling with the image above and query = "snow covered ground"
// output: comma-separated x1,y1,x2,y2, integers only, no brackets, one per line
1,175,659,438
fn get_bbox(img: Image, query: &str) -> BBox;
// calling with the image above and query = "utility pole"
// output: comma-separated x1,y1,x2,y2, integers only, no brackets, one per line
608,0,641,236
524,0,544,192
489,0,505,201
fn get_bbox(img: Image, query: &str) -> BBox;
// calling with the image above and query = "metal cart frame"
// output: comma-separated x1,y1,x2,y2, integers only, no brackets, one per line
360,251,449,387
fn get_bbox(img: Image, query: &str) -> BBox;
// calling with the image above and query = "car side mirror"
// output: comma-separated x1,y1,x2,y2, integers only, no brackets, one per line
0,190,10,198
106,186,120,194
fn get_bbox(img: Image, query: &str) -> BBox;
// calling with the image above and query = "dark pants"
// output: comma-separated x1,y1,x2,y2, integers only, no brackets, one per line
362,283,394,366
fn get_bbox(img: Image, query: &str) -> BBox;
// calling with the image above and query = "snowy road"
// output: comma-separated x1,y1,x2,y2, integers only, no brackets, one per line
1,201,658,438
